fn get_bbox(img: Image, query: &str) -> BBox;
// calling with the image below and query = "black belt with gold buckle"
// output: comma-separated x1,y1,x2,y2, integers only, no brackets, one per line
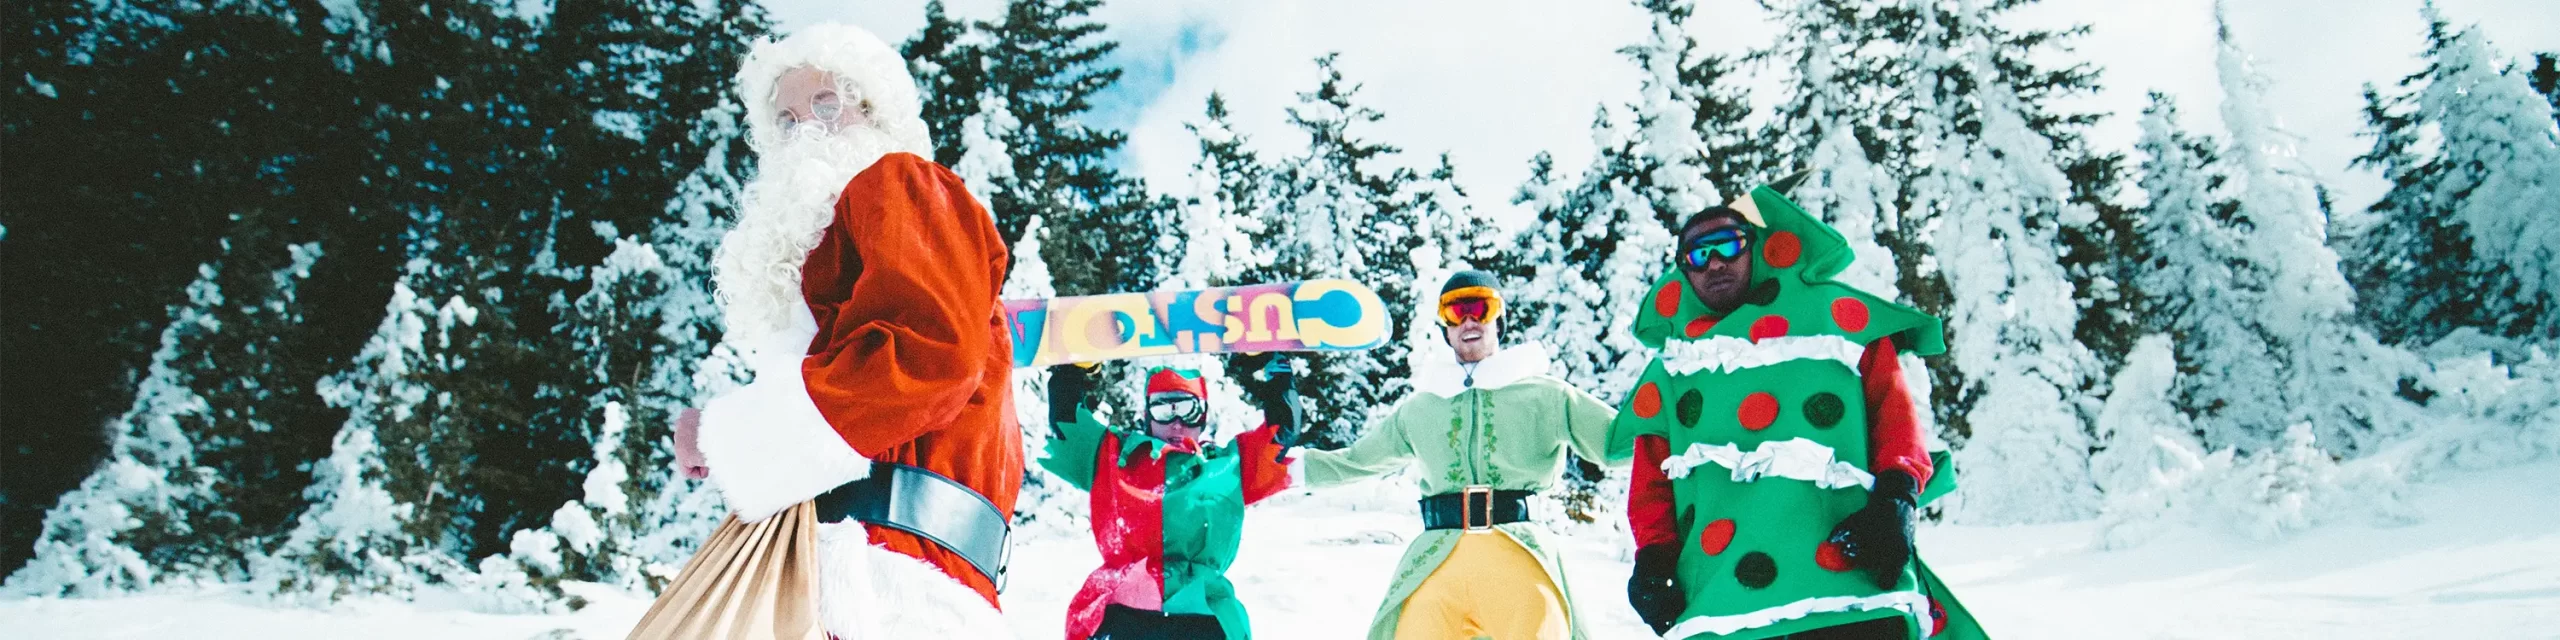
1419,485,1532,531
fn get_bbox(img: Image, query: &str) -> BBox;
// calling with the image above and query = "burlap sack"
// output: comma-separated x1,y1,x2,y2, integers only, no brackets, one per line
627,502,829,640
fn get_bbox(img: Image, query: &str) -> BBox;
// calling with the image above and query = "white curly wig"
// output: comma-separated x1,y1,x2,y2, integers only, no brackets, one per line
734,22,933,158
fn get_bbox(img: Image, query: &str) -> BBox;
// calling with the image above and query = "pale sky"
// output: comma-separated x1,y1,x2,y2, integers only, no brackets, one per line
766,0,2560,227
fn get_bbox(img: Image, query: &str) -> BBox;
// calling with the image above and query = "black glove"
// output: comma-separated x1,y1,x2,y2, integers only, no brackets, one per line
1828,470,1918,590
1251,357,1303,461
1628,543,1686,635
1047,364,1094,435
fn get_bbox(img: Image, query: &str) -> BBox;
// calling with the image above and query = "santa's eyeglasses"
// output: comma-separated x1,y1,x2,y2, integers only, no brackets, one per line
1145,393,1206,426
1678,228,1752,270
776,86,863,134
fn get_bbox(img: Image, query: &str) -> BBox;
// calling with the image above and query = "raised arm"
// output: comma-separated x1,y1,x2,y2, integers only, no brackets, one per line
1555,379,1629,467
1295,402,1415,487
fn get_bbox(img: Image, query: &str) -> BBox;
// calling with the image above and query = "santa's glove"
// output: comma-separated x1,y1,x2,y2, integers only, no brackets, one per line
1047,364,1095,434
1828,470,1919,590
1628,543,1686,635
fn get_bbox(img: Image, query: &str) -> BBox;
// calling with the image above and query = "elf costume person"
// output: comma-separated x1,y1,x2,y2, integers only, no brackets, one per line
1039,361,1302,640
1615,178,1987,640
1293,271,1628,640
661,23,1021,639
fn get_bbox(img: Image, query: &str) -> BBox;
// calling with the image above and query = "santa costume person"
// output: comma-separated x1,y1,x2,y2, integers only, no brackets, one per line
663,22,1021,639
1039,358,1300,640
1291,271,1629,640
1615,176,1986,639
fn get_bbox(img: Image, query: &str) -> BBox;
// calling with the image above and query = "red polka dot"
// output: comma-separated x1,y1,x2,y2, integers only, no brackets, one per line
1684,315,1717,338
1654,282,1684,318
1816,541,1853,572
1699,519,1736,556
1633,383,1663,418
1763,231,1802,268
1749,315,1790,342
1738,392,1779,430
1832,297,1870,333
1925,593,1945,634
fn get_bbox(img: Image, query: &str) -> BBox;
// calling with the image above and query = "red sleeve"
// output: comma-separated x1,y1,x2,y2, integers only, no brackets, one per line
1628,435,1680,549
800,153,1007,457
1861,339,1934,486
1235,422,1295,505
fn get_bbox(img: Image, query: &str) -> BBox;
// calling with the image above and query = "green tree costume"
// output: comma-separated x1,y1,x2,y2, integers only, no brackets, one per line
1298,342,1628,640
1615,184,1989,639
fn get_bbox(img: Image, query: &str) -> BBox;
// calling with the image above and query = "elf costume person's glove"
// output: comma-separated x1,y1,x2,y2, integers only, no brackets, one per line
1828,470,1919,590
1254,358,1300,458
1047,363,1094,435
1628,543,1686,635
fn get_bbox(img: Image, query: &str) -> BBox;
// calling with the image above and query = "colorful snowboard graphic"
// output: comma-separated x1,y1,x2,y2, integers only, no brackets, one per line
1005,279,1389,368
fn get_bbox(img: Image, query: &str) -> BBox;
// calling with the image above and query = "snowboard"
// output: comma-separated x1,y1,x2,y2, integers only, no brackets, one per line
1004,279,1389,368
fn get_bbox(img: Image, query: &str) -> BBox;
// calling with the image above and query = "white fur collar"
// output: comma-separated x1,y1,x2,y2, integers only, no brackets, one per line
1411,342,1554,398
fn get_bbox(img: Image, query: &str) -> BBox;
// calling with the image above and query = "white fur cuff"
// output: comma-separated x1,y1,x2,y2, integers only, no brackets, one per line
698,358,872,523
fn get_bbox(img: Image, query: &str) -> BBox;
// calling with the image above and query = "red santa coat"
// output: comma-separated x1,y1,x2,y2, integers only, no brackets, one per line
698,151,1020,608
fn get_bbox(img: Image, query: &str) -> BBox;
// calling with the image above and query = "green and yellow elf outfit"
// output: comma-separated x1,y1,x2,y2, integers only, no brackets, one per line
1294,271,1630,640
1616,180,1989,639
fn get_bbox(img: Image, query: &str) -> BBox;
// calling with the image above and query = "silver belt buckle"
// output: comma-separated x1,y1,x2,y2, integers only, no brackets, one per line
1463,484,1495,532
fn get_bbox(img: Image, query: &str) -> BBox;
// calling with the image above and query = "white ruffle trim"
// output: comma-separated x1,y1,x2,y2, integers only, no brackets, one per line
1661,438,1875,490
815,522,1014,639
1411,342,1554,399
1661,591,1928,639
698,305,873,523
1659,335,1863,376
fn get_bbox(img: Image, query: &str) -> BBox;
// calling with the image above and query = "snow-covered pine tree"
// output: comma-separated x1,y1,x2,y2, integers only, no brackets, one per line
2534,53,2559,118
1763,0,1903,295
8,239,324,596
2088,335,2200,550
1001,216,1084,536
2408,8,2560,340
2209,14,2418,455
1496,152,1612,392
2343,9,2560,346
1410,155,1496,274
1906,0,2104,523
253,256,474,600
973,0,1160,290
473,0,769,602
2130,93,2285,455
1271,53,1420,445
903,0,987,168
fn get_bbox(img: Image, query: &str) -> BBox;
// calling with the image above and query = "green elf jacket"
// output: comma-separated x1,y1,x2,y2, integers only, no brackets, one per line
1613,183,1988,640
1297,342,1629,640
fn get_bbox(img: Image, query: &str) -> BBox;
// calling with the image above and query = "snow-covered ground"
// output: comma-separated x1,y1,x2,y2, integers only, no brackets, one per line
7,462,2555,639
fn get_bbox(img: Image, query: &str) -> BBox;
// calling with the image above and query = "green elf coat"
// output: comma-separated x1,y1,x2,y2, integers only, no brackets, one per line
1614,183,1990,640
1297,342,1630,640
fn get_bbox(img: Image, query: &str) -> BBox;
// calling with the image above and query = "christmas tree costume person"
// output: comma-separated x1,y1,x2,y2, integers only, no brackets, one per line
1039,361,1302,640
1615,180,1988,640
1293,271,1629,640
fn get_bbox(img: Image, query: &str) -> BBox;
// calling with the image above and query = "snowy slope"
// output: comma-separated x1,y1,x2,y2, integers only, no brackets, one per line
6,463,2555,639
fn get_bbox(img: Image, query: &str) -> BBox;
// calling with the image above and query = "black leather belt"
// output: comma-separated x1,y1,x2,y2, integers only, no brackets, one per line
813,462,1011,590
1419,486,1533,531
1090,603,1226,640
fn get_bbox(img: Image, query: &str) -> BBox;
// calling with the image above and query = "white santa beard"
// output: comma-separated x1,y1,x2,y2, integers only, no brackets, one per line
714,125,903,350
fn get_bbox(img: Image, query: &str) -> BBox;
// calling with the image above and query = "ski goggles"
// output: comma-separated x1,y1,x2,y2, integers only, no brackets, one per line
1679,228,1753,270
1145,392,1207,426
1437,288,1505,327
